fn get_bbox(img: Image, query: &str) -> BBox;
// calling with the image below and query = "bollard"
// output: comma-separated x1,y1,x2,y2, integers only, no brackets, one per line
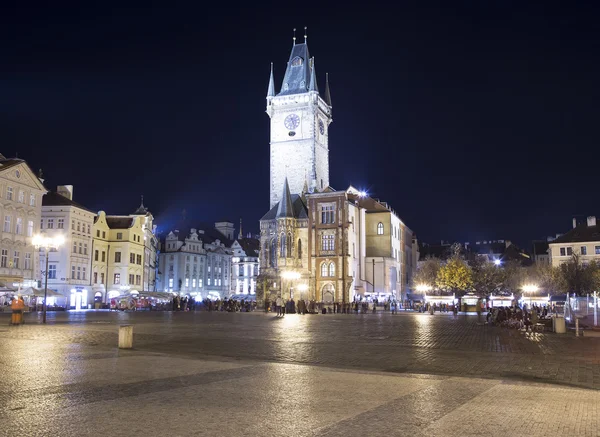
118,325,133,349
575,318,579,337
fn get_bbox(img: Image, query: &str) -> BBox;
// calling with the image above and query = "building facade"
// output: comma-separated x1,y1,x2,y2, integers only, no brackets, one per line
257,40,417,307
549,216,600,267
92,212,146,302
157,223,234,299
231,236,260,296
40,186,95,308
0,155,46,290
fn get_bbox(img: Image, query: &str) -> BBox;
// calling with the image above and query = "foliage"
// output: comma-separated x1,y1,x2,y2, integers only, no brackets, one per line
553,254,599,296
469,256,504,297
435,256,473,295
412,257,441,288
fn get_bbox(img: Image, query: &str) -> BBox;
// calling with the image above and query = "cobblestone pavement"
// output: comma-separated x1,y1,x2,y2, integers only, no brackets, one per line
0,311,599,436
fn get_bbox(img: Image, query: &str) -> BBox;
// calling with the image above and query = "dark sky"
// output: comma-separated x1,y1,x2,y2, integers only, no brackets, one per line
2,1,599,247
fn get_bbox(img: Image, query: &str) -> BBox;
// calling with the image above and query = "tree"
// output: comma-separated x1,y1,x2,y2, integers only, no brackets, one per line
436,256,473,296
554,254,598,296
412,257,441,288
469,256,503,297
501,260,528,296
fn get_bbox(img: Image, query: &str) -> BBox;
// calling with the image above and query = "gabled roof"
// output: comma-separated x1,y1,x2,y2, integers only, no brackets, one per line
551,225,600,244
261,194,308,221
42,191,94,213
106,217,134,229
236,238,260,257
278,43,314,96
0,156,47,192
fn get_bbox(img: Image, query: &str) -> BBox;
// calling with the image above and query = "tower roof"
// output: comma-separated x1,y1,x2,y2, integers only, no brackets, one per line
276,177,294,218
267,63,276,97
308,58,318,92
324,72,332,107
278,43,315,96
133,195,148,215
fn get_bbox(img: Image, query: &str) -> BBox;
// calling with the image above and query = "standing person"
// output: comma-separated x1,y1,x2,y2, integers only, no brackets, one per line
276,295,283,317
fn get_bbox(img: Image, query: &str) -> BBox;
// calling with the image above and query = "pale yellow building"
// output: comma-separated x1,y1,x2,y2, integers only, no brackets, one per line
0,155,46,289
549,216,600,267
92,211,146,302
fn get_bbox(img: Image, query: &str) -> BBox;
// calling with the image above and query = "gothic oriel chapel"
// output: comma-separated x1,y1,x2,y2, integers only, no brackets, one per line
259,33,417,307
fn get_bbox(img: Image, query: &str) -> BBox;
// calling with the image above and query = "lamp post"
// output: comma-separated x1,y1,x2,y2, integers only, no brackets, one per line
32,233,65,323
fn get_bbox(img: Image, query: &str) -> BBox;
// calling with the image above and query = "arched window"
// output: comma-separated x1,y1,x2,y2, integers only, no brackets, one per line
291,56,303,66
297,239,302,259
322,283,335,303
377,222,384,235
329,263,335,277
270,239,277,267
321,262,329,277
280,233,286,257
264,242,269,266
287,233,292,258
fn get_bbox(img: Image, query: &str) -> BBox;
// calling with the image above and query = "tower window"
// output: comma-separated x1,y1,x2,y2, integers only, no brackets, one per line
288,131,296,137
377,222,384,235
291,56,303,66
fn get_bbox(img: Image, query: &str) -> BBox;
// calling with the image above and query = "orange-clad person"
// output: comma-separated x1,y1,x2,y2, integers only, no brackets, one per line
10,296,25,325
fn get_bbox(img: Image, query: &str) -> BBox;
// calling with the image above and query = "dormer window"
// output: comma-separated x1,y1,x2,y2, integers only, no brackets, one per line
291,56,303,66
299,80,305,88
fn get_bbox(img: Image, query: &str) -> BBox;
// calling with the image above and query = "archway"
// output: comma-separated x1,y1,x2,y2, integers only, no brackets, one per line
322,283,335,304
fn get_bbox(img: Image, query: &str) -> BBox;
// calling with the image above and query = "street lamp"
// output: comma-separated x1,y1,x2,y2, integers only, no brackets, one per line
281,271,300,300
522,284,539,293
416,284,433,293
32,233,65,323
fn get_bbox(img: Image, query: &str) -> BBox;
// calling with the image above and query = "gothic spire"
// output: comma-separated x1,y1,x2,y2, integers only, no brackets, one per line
324,72,332,107
267,62,275,98
133,195,148,215
238,217,243,240
276,177,294,218
309,57,318,92
279,42,311,96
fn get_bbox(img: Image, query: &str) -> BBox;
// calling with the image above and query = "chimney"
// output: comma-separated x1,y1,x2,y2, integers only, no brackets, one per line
573,218,577,229
57,185,73,200
587,216,596,227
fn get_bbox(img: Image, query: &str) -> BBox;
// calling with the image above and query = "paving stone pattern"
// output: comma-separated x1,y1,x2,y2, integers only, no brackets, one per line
0,311,599,436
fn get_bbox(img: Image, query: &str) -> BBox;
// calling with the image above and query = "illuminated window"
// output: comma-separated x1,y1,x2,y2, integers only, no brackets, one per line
321,205,335,224
114,274,121,284
291,56,303,66
27,220,33,237
377,222,384,235
322,234,334,251
329,263,335,277
321,262,328,277
16,218,22,234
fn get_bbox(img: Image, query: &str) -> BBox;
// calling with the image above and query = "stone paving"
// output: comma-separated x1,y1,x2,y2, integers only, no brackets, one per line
0,311,599,436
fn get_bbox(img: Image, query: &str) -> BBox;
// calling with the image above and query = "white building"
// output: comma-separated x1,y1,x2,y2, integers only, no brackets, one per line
231,235,260,296
40,186,95,309
0,155,46,291
158,222,234,299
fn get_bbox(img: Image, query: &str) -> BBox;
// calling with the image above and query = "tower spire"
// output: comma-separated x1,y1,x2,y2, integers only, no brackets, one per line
267,62,275,97
238,217,243,240
324,72,332,107
309,57,318,92
293,28,296,46
276,177,294,218
304,26,307,44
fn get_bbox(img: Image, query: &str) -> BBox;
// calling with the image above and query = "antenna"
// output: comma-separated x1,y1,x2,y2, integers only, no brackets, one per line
293,28,296,45
304,26,307,43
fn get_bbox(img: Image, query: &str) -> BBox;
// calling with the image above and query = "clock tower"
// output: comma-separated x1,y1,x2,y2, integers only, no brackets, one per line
266,40,332,208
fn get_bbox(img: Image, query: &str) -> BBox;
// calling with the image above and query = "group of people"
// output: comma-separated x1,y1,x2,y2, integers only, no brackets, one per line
266,297,404,316
201,298,256,313
486,304,551,330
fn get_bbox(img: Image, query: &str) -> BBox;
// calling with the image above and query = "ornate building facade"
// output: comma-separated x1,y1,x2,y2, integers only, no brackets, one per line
258,38,417,308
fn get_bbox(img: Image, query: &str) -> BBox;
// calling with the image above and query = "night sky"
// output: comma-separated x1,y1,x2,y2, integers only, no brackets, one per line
2,2,599,247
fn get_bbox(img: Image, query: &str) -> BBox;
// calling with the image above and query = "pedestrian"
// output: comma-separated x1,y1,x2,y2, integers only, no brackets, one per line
276,295,283,317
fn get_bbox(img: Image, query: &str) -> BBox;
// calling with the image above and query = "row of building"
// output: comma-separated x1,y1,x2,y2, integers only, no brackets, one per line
0,153,262,308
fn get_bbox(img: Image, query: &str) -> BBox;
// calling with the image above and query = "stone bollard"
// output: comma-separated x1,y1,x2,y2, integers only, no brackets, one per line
118,325,133,349
575,318,579,337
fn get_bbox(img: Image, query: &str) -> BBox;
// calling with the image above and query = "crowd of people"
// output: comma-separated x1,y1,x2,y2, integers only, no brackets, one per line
266,296,404,316
486,304,553,330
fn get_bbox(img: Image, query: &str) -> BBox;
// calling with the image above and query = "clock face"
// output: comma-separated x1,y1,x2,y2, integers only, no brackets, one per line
319,119,325,135
284,114,300,130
